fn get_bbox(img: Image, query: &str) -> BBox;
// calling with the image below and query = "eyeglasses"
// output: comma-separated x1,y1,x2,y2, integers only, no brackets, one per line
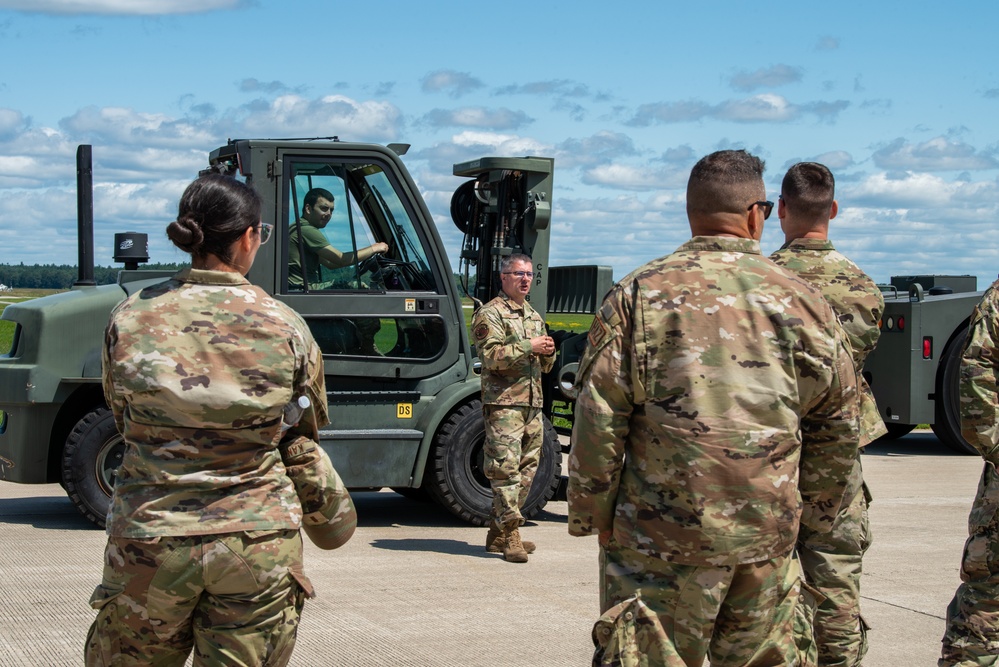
502,271,535,279
257,222,274,244
748,200,774,220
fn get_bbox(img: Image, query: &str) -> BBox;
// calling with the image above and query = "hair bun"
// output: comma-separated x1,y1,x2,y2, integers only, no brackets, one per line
166,214,205,254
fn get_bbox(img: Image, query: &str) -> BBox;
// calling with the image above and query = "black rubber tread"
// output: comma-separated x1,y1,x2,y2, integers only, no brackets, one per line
425,400,561,526
449,180,476,235
61,407,123,528
932,326,978,455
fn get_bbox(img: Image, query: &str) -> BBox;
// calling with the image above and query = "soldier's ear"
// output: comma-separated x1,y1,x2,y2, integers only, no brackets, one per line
829,200,838,220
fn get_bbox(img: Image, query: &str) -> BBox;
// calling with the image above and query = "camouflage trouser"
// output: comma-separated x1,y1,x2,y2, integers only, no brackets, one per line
483,405,543,527
600,539,802,667
796,454,871,666
592,595,686,667
940,461,999,666
85,530,313,667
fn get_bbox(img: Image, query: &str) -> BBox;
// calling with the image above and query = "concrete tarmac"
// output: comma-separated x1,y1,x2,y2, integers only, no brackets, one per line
0,431,983,666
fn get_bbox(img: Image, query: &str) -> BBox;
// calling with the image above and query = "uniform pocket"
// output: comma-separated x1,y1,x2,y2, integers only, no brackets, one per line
962,463,999,581
289,566,315,607
85,583,125,667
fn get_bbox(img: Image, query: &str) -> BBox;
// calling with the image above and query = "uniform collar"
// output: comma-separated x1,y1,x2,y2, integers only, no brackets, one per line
174,267,251,286
500,291,530,313
679,235,762,255
781,237,835,252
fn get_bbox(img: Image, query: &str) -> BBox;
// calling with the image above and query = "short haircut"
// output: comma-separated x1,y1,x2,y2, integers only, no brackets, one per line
781,162,835,221
304,188,335,211
500,253,533,272
686,150,766,218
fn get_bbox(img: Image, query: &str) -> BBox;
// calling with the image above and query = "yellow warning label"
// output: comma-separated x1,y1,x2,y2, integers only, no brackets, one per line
397,403,413,419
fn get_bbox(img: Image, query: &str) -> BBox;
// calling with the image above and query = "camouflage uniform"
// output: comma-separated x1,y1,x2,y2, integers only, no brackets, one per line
568,236,861,667
87,267,338,667
771,238,887,666
472,292,555,528
940,279,999,666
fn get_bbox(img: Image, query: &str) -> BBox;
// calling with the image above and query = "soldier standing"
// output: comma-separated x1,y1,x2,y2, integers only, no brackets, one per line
939,278,999,666
472,253,555,563
568,149,861,666
86,175,355,666
770,162,887,667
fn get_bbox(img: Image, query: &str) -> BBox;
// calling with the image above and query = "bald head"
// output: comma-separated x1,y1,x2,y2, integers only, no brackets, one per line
686,150,766,237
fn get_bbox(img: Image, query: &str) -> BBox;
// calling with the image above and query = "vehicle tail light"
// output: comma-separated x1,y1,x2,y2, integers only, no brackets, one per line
897,316,905,331
923,336,932,359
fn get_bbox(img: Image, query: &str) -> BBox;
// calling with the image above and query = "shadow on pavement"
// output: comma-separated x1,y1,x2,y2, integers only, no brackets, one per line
864,431,976,458
0,495,98,530
369,537,494,558
351,491,472,529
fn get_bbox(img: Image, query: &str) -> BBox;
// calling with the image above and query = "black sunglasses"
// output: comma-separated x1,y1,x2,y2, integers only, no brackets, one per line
748,200,774,220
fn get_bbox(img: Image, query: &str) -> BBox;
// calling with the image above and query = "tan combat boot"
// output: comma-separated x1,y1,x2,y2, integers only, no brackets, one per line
486,523,535,554
502,524,529,563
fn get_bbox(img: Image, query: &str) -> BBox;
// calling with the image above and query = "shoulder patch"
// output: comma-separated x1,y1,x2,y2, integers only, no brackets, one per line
587,315,611,349
474,323,490,341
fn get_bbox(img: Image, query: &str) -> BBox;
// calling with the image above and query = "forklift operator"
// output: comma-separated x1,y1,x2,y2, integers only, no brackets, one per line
288,187,389,290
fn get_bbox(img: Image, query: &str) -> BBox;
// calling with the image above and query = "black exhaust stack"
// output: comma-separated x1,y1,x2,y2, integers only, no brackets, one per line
74,144,96,287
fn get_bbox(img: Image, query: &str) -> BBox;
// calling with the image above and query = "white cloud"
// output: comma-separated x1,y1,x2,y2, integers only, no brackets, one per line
627,94,849,126
873,137,999,172
449,130,550,156
729,65,803,92
816,36,840,51
581,163,687,191
846,171,957,207
421,70,485,98
0,108,28,140
844,171,999,211
0,0,242,14
554,131,639,169
420,107,533,130
228,94,402,142
717,94,796,122
60,106,218,149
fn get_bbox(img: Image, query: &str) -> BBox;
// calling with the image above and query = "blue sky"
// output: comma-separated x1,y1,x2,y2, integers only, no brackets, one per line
0,0,997,288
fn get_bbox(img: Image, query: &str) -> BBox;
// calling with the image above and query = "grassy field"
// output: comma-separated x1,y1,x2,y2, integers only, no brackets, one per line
461,298,593,334
0,289,63,353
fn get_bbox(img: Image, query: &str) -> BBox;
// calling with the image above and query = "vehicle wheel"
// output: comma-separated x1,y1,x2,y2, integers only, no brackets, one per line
879,423,916,440
62,408,125,528
425,400,562,526
932,326,978,455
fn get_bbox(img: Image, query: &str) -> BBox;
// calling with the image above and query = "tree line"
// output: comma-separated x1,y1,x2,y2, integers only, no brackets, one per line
0,263,186,289
0,263,473,291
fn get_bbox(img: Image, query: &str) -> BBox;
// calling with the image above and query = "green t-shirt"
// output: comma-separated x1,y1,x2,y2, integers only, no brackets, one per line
288,219,331,288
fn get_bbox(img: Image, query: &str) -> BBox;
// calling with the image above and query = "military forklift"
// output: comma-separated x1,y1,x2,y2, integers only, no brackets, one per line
863,275,985,454
0,141,611,528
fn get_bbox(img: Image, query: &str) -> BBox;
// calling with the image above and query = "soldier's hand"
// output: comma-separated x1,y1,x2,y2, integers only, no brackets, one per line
531,335,555,356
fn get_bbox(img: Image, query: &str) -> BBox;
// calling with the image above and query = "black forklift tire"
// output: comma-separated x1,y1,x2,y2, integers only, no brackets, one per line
426,400,562,526
932,326,978,455
62,407,125,528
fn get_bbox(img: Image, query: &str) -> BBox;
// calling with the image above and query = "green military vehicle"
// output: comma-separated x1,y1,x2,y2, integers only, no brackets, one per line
863,275,984,454
0,142,610,528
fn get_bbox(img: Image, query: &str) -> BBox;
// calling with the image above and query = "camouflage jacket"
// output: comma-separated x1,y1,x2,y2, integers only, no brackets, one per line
102,268,330,538
770,238,888,446
568,236,861,566
960,278,999,463
472,292,554,407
